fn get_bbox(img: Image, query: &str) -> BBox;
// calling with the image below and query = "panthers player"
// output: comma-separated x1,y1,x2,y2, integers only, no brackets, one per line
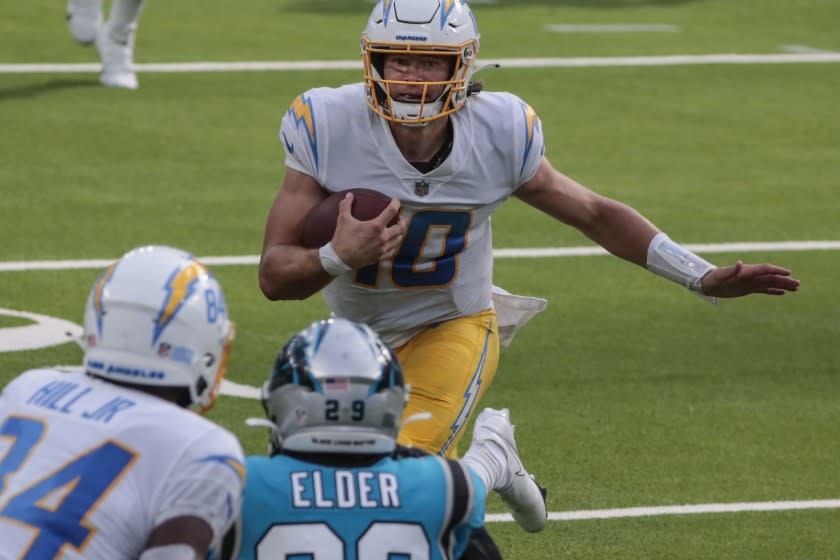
259,0,798,466
0,246,244,560
217,318,545,560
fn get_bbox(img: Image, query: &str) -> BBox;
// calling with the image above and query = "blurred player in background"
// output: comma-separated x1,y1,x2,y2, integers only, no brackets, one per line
217,318,545,560
259,0,799,465
66,0,146,89
0,245,243,559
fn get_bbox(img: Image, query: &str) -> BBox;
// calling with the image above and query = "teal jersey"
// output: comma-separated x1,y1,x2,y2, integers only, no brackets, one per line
222,448,486,560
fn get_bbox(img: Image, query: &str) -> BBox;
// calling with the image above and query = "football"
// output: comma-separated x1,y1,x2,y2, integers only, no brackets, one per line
301,188,396,249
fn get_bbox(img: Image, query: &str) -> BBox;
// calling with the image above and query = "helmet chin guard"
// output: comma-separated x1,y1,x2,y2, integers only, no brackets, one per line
361,0,480,126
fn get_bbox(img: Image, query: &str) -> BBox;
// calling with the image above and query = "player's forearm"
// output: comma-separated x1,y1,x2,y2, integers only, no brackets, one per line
581,198,659,267
258,244,334,300
585,199,719,301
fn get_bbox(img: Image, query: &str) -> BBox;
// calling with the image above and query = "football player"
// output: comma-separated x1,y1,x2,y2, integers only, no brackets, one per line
0,245,244,560
66,0,146,89
259,0,798,466
217,318,545,560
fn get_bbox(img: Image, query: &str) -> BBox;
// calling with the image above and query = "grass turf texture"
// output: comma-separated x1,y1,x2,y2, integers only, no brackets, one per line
2,0,839,557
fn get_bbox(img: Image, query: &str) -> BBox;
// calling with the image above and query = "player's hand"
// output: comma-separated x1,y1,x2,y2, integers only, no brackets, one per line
701,261,801,297
331,194,406,268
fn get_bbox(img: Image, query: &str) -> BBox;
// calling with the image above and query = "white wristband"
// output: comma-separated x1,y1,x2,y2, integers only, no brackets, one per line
318,242,352,276
646,232,717,303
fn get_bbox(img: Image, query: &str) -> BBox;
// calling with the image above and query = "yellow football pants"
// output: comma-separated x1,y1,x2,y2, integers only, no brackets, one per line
395,309,500,458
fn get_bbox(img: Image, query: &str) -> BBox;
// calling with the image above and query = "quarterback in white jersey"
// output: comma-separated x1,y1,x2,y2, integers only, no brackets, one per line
281,82,542,348
259,0,799,461
0,246,244,560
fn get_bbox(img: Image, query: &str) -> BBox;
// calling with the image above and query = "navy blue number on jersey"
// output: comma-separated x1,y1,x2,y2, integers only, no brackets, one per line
0,415,137,559
355,210,471,288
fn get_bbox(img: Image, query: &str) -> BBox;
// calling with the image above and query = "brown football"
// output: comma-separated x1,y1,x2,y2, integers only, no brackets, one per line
301,188,395,249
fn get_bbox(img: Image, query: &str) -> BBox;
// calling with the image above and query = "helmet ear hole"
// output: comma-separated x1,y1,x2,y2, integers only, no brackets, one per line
195,376,207,399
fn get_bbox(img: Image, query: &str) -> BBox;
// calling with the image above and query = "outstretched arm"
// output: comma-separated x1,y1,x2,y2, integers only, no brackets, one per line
515,157,659,266
515,158,800,299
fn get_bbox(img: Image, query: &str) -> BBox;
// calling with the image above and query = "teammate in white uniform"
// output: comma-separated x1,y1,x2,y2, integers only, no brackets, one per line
259,0,799,461
0,246,244,560
66,0,146,89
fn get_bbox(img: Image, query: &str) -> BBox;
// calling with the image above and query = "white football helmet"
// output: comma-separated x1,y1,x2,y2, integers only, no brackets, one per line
361,0,480,125
261,318,407,454
83,245,234,412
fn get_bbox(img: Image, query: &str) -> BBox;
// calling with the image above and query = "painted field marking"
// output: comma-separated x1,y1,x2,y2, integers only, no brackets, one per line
0,308,82,352
781,44,836,54
3,53,840,75
2,241,838,273
36,368,840,522
546,24,680,33
486,499,840,523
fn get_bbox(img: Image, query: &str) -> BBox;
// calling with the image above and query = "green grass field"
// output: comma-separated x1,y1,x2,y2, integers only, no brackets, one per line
2,1,840,558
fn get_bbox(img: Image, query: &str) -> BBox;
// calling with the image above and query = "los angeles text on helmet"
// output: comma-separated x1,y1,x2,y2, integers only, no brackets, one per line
86,360,166,380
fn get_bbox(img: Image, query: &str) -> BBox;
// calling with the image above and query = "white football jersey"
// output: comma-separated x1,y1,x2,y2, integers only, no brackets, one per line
0,368,245,560
280,83,545,347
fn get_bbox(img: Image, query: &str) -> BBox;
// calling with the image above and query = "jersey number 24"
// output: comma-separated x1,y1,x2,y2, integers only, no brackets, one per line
0,415,137,559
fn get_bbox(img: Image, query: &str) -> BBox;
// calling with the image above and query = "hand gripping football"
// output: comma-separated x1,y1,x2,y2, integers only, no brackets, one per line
301,188,396,248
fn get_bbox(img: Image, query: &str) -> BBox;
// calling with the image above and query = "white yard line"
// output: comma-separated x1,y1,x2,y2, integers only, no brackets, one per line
781,44,836,54
1,241,838,272
485,499,840,523
45,361,840,523
546,24,681,33
2,53,840,75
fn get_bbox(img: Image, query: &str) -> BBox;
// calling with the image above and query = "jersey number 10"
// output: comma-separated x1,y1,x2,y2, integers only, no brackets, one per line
355,210,471,288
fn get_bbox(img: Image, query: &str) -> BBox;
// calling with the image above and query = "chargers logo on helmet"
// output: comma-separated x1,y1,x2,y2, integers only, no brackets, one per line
93,262,118,337
441,0,461,29
382,0,394,25
153,260,206,345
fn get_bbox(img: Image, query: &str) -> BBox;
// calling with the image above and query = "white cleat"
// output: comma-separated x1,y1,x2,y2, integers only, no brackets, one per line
66,0,103,45
96,25,138,90
472,408,548,533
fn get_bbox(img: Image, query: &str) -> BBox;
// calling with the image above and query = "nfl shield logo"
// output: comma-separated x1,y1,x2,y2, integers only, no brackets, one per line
414,179,430,197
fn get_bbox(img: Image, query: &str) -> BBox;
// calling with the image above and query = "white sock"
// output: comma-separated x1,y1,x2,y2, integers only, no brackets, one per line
462,438,511,492
105,0,145,43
